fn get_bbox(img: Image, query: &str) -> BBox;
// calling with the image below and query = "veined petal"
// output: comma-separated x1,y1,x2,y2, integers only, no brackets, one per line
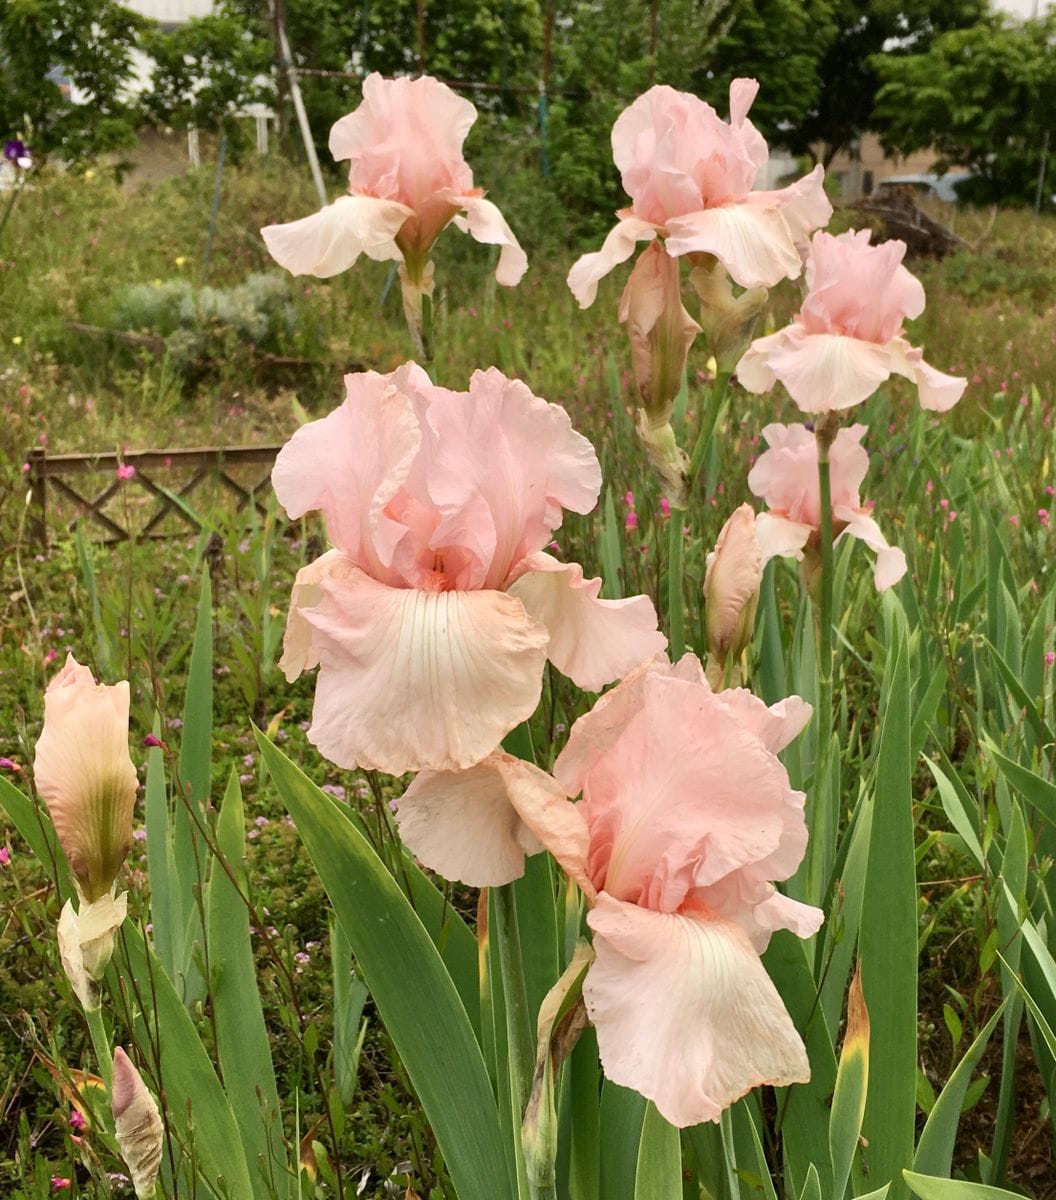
585,895,810,1127
507,553,666,692
396,752,577,888
567,217,658,308
279,550,355,681
664,203,802,288
304,568,549,773
261,195,412,278
765,330,892,413
734,329,786,394
888,337,967,412
453,195,528,286
834,505,908,591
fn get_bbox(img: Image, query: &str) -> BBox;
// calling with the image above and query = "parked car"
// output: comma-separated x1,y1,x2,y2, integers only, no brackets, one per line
874,173,974,203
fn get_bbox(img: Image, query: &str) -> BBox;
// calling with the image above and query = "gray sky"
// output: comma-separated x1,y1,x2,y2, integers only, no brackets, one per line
993,0,1052,15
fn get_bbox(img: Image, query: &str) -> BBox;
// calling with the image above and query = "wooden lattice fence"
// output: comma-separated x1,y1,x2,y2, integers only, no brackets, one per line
26,445,284,549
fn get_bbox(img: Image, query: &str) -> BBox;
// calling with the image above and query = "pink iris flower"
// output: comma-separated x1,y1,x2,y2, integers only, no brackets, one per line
748,423,907,591
261,73,527,287
736,229,966,412
274,363,665,775
395,654,821,1126
567,79,831,307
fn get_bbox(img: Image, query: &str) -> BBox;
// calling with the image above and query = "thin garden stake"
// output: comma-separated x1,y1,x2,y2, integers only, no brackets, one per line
203,133,226,271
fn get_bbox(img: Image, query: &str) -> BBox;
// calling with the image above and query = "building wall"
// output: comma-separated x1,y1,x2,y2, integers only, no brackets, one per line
825,134,964,199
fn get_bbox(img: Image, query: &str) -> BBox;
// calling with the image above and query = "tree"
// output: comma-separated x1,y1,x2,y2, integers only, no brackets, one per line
0,0,144,160
141,8,273,140
871,11,1056,208
760,0,987,165
700,0,838,138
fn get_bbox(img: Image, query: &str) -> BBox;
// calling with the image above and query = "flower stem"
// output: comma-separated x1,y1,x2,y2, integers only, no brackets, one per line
420,290,434,364
807,435,836,905
667,506,686,660
494,883,535,1200
85,1003,113,1093
0,177,24,248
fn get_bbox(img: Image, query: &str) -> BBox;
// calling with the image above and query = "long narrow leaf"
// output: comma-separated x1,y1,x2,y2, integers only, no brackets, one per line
117,924,255,1200
904,1170,1026,1199
633,1103,681,1200
205,769,285,1195
913,1004,1004,1179
256,731,512,1200
859,606,916,1200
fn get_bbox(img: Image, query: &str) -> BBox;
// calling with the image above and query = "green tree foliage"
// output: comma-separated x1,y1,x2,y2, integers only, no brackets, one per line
141,8,273,138
872,11,1056,208
762,0,987,165
702,0,838,137
546,0,735,227
0,0,144,160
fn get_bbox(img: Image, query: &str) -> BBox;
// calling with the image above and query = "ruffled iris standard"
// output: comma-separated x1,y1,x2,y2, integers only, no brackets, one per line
273,363,666,775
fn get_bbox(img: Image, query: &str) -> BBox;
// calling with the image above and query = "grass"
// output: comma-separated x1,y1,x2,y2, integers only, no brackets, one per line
2,159,1056,1197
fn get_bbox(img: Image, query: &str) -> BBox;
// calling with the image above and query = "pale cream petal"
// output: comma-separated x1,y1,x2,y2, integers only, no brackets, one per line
261,195,412,278
834,505,908,591
57,900,97,1010
888,337,967,412
664,204,802,288
734,329,787,394
278,550,354,682
585,895,810,1127
453,195,528,286
396,753,571,887
304,569,549,773
754,512,811,562
507,553,666,692
566,217,658,308
764,330,892,413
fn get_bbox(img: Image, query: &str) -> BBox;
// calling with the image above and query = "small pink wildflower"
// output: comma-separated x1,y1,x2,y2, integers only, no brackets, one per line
659,497,671,520
0,757,21,772
1009,514,1019,527
69,1109,86,1132
625,510,639,533
116,464,135,481
51,1179,71,1191
624,491,635,509
0,847,10,866
1039,509,1050,528
1045,651,1055,669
